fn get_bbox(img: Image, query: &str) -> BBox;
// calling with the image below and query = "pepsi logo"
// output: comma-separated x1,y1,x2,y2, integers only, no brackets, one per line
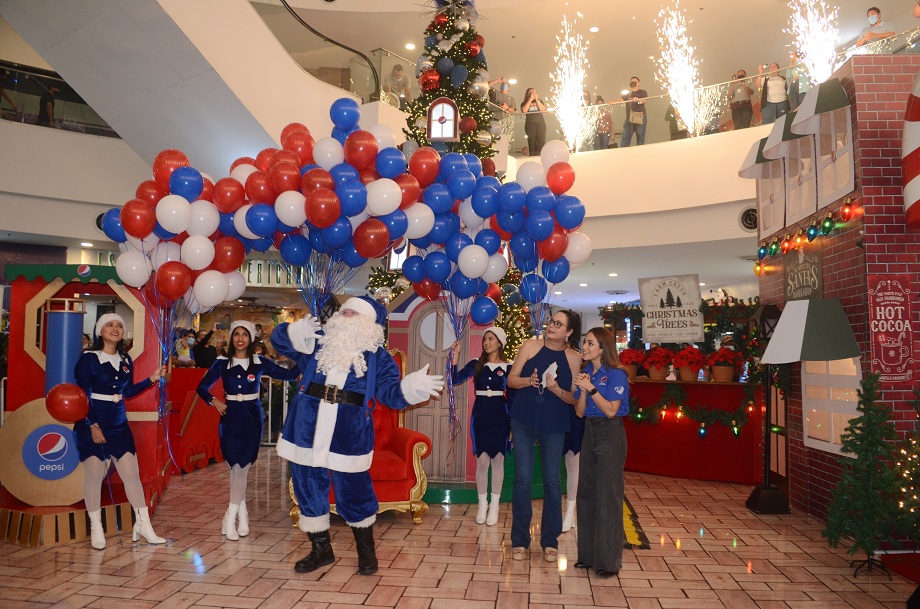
247,374,256,382
23,424,81,481
77,264,92,277
37,432,68,462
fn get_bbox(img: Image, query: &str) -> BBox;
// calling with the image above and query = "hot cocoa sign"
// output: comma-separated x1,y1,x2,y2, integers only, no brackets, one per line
868,275,914,384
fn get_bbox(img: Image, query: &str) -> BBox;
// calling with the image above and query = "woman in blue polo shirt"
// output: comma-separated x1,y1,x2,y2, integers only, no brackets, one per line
572,327,630,578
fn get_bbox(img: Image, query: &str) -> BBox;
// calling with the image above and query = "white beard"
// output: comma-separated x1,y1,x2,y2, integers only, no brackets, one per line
316,313,385,378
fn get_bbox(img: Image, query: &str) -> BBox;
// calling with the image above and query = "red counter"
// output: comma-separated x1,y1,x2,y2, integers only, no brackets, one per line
624,380,763,485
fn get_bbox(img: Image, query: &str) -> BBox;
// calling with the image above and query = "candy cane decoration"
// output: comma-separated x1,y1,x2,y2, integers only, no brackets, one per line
901,70,920,230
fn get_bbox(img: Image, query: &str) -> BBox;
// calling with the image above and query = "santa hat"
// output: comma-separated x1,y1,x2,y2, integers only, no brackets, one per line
95,313,125,337
230,320,256,339
483,326,507,347
341,295,388,326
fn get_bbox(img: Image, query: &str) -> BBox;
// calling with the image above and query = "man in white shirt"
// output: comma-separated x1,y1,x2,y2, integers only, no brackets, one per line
857,7,894,47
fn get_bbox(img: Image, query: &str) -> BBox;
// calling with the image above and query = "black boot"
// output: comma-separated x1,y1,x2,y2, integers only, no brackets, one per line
294,530,335,573
351,525,378,575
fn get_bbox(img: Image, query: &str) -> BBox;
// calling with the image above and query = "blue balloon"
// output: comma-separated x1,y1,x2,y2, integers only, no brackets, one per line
525,210,554,241
379,209,408,239
516,255,538,273
101,208,126,242
246,203,279,238
437,57,455,75
471,186,499,217
410,236,433,249
375,147,407,179
498,183,526,213
331,126,351,145
520,274,548,304
526,186,556,213
474,229,501,256
464,154,483,177
248,236,273,253
402,255,425,283
446,232,473,262
428,215,453,244
309,228,331,254
447,170,477,200
542,258,570,284
340,241,367,268
478,175,501,191
423,183,453,214
330,98,361,130
321,215,353,249
169,166,204,202
300,163,321,176
554,195,586,230
439,153,468,180
476,278,488,296
330,162,360,184
448,271,478,299
219,212,238,236
280,233,312,266
277,220,297,234
470,296,499,325
506,290,523,306
335,180,368,217
445,213,461,236
153,222,176,240
449,64,469,89
497,210,526,234
423,251,451,283
510,232,536,260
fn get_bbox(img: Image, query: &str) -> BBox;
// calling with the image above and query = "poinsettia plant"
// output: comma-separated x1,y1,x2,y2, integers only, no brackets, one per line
672,345,707,369
709,347,744,372
618,348,645,366
644,346,673,369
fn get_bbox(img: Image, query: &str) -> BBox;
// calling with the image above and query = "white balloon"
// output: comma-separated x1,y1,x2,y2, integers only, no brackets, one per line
403,202,435,239
200,172,214,184
565,231,593,267
515,161,547,193
458,197,482,228
234,204,259,239
367,123,397,149
225,270,246,301
125,232,159,253
230,163,258,184
182,290,203,315
348,212,369,232
115,251,151,288
540,140,571,167
275,190,307,227
156,194,192,234
187,200,220,237
313,137,345,171
457,244,489,278
181,235,215,270
151,241,181,270
365,178,402,216
482,252,509,283
193,270,231,308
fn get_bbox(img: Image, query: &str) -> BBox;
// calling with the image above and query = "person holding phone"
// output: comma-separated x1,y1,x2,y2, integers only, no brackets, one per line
521,87,547,156
193,322,220,369
757,63,789,125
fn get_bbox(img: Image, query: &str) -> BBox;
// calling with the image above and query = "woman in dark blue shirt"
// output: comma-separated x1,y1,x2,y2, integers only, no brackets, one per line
572,327,630,578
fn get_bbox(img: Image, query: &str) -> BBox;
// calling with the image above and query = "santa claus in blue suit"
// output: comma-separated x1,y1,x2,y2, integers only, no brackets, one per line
271,295,443,575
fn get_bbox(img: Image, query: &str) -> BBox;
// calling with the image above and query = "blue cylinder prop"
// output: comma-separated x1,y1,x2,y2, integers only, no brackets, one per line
44,299,87,392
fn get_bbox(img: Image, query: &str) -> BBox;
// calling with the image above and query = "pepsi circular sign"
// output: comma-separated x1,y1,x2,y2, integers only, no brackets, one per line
22,424,81,480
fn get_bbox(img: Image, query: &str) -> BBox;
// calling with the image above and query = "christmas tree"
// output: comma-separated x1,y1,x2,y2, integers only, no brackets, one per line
496,267,533,359
895,388,920,541
403,0,496,160
823,373,899,576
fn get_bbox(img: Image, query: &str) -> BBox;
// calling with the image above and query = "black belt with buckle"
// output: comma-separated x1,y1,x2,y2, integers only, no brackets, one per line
305,382,365,407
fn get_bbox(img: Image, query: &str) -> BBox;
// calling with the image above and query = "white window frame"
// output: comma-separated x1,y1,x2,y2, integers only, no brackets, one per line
757,159,786,241
785,135,818,225
816,107,855,207
801,357,862,456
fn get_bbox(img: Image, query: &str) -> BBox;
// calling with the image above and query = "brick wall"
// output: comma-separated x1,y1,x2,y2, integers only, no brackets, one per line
758,54,920,519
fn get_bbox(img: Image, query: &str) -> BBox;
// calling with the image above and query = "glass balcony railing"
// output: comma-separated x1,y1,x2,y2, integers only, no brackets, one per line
0,59,119,137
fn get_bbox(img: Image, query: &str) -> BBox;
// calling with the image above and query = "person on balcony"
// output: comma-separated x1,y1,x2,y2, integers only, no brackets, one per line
857,7,894,47
37,85,58,128
271,296,443,576
619,77,648,147
757,63,789,125
383,64,412,109
728,69,754,129
196,320,301,541
521,87,547,156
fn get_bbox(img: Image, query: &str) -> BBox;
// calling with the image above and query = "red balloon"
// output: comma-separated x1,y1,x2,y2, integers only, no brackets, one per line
281,122,311,145
283,131,316,166
136,180,167,205
413,278,441,301
459,117,477,134
271,149,300,168
213,236,246,273
538,224,569,262
212,177,246,213
245,170,278,204
255,147,279,172
199,177,214,202
141,276,172,309
270,161,302,193
153,149,190,190
481,158,496,176
230,156,257,173
409,147,441,187
393,174,421,209
46,383,89,423
489,215,512,241
353,218,391,258
359,166,380,185
302,168,335,192
120,199,156,238
343,130,379,171
546,162,576,195
485,282,502,304
154,261,192,300
306,188,342,229
169,231,190,246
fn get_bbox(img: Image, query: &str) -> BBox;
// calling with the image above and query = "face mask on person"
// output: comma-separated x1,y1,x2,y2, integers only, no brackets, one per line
868,14,879,26
630,81,638,87
188,337,195,346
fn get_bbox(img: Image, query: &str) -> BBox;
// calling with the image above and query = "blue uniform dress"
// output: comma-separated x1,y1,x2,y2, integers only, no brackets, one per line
452,360,511,458
197,355,301,468
73,350,155,461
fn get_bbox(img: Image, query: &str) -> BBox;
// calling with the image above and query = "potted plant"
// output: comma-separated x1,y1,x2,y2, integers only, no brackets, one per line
644,346,672,381
618,348,644,380
709,347,741,383
672,345,706,382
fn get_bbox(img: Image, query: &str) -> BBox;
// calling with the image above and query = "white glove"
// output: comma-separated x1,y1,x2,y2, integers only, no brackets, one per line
288,315,321,354
400,363,445,404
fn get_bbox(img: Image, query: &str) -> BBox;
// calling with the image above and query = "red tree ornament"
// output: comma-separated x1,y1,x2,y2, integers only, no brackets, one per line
434,13,449,28
465,41,481,57
419,69,441,92
459,117,478,134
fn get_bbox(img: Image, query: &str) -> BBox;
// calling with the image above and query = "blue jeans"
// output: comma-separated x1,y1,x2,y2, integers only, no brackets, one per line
761,100,789,125
620,113,647,147
510,418,566,550
595,133,610,150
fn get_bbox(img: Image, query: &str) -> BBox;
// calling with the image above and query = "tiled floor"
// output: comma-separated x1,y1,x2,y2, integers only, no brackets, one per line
0,447,914,608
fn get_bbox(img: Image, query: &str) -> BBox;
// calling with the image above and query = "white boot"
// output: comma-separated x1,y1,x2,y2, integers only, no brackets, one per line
222,504,240,541
88,510,106,550
132,507,166,544
486,493,500,526
475,493,488,525
562,500,576,532
237,500,249,537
